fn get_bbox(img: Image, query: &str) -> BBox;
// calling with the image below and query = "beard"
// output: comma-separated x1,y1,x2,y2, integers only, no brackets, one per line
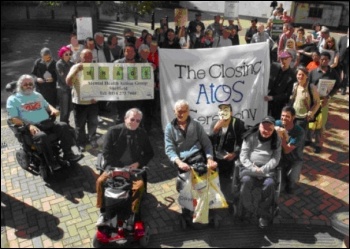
21,88,34,95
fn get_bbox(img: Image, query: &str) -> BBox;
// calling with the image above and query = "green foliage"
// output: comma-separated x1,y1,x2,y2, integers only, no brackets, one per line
39,1,62,8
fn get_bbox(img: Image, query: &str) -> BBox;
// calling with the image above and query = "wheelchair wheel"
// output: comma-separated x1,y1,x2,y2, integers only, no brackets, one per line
16,149,29,170
139,225,150,247
179,215,187,230
92,234,103,248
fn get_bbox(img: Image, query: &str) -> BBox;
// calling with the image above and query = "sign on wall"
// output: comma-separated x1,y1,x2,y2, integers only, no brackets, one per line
159,42,270,133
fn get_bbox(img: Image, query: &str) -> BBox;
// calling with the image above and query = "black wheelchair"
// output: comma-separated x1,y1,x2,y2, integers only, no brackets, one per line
231,160,282,227
6,80,80,181
7,118,73,181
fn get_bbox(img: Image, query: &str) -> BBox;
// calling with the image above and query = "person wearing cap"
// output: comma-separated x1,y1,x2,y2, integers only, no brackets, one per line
209,102,246,203
245,18,258,44
265,50,297,120
187,12,205,49
307,51,341,153
275,106,305,194
238,116,281,228
31,47,57,107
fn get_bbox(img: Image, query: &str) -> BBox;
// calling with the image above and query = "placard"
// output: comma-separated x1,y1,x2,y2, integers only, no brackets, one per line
79,63,154,101
317,79,336,97
174,8,188,27
76,17,93,41
224,1,239,19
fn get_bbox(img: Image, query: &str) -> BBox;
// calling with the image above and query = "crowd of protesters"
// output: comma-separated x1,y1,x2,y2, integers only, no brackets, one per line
5,5,347,231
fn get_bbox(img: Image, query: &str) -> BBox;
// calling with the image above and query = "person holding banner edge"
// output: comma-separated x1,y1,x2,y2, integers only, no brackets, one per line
66,49,99,150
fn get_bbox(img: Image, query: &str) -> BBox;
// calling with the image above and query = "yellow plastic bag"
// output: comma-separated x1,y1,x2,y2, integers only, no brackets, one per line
208,169,228,209
191,168,209,224
308,112,323,130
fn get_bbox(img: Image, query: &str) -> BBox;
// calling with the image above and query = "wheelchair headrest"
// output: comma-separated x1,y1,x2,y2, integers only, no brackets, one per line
6,81,18,93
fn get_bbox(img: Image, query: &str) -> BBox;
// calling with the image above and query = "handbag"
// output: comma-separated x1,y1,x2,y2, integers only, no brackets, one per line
308,111,323,130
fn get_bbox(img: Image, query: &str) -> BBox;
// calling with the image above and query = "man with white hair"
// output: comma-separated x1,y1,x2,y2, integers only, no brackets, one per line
7,74,82,170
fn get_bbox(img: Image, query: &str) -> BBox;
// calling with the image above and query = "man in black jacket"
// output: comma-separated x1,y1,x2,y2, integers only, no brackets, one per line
264,51,296,120
96,108,154,225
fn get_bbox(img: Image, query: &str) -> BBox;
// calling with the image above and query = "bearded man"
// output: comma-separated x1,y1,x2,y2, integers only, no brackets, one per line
6,74,82,170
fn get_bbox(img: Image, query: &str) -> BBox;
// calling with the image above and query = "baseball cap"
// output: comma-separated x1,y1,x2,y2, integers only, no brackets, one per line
279,51,292,59
261,116,276,124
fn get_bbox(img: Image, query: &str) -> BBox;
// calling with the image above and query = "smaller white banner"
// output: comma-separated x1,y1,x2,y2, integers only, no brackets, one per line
79,63,154,101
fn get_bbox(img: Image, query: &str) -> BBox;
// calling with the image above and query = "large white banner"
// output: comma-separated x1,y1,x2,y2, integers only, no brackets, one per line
159,42,270,133
79,63,154,101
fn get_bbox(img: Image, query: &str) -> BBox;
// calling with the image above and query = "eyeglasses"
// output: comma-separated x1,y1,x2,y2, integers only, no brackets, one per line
130,118,141,123
64,53,72,56
23,82,34,87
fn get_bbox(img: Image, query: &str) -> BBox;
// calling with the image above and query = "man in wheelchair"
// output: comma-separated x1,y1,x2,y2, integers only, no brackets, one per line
237,116,281,228
6,74,82,171
95,108,154,226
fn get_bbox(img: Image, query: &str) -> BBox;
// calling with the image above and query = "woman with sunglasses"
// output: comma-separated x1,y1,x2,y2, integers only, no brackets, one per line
56,46,74,124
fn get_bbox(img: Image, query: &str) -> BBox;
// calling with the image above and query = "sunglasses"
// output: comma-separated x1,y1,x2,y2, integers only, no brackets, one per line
64,53,72,56
23,82,34,87
130,118,141,123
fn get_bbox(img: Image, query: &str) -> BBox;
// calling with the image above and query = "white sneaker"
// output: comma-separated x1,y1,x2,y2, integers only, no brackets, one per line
96,213,109,227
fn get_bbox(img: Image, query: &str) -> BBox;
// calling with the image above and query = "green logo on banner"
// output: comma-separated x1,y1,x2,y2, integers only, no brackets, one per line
113,67,123,80
141,66,151,79
83,67,94,80
98,67,109,80
127,67,137,80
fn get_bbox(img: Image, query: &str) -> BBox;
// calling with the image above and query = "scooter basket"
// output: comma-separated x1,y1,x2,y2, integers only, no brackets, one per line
104,176,132,219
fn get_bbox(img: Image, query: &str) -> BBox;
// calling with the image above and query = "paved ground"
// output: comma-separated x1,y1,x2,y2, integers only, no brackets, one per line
1,9,349,248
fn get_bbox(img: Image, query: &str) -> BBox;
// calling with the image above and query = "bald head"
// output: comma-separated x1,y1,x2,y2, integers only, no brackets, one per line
80,49,93,63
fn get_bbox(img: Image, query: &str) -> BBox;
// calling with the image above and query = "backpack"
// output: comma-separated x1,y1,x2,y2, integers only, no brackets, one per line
290,82,321,122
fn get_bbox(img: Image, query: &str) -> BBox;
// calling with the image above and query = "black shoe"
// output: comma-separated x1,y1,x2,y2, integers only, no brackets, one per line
285,185,295,194
314,146,322,154
64,153,83,162
259,217,269,228
341,88,346,95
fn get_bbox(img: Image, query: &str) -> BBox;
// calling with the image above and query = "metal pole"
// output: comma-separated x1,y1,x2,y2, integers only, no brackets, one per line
151,12,155,30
